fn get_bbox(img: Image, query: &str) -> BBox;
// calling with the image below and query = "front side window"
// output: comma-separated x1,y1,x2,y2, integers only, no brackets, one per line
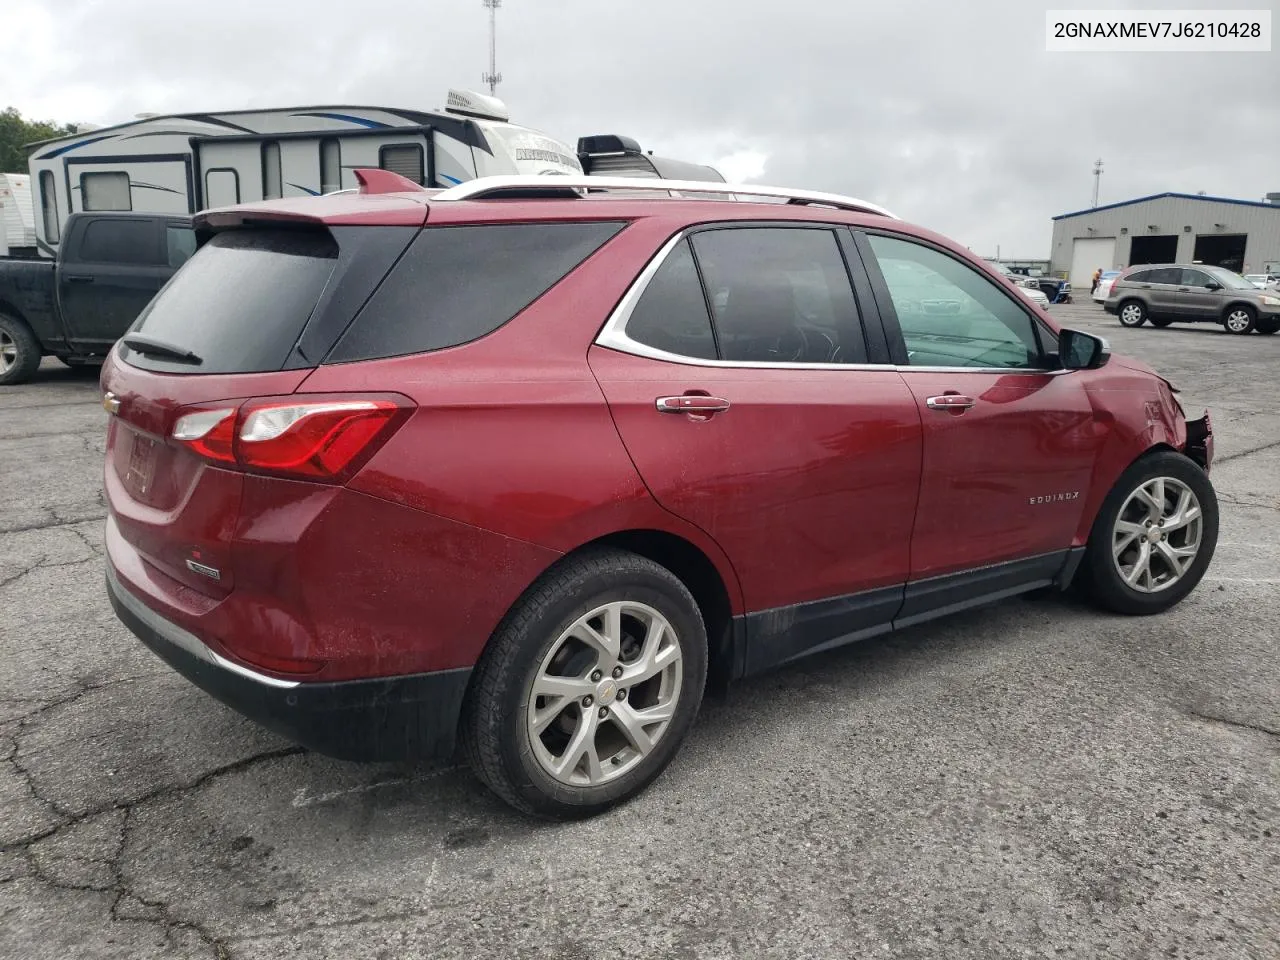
1204,266,1255,290
81,171,132,211
690,227,867,364
39,170,60,243
78,219,159,264
867,233,1041,369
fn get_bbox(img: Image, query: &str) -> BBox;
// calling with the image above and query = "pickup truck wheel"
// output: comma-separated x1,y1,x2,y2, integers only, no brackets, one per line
0,314,42,386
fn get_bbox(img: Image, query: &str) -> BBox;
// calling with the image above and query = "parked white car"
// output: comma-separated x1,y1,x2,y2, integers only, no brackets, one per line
1094,270,1122,302
1243,274,1276,290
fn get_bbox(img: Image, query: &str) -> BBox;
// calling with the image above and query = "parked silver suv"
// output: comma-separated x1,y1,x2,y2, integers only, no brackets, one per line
1104,264,1280,335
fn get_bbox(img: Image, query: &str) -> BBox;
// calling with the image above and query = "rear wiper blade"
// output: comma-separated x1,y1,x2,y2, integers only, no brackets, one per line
121,335,203,365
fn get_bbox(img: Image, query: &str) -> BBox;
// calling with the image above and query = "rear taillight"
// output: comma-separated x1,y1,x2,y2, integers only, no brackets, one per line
171,394,412,482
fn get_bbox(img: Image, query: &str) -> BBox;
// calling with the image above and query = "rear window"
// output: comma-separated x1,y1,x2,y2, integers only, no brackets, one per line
124,229,338,374
327,221,625,363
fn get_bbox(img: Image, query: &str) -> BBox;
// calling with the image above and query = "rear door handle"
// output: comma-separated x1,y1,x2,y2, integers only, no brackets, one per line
656,395,731,415
926,394,976,412
65,275,96,283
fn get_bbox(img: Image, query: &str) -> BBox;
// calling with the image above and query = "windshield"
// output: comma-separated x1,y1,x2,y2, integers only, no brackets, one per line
1204,266,1256,290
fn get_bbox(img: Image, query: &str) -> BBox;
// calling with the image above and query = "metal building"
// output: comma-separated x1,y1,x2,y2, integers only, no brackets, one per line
1049,192,1280,288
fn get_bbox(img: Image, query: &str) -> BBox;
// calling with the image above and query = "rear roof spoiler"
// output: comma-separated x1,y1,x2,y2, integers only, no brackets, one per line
354,168,427,195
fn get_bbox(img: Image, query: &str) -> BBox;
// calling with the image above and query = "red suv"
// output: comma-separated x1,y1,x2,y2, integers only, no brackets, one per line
102,171,1217,818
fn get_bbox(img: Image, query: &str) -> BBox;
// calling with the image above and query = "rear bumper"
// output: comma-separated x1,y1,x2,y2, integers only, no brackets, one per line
106,562,471,762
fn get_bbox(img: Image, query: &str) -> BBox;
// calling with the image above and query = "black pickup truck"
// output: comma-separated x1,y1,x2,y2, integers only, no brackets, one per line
0,212,195,385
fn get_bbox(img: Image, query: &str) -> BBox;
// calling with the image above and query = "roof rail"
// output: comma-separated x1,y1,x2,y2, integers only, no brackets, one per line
431,175,897,218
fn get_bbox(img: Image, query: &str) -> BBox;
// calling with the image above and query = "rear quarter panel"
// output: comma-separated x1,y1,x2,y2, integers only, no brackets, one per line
300,215,747,613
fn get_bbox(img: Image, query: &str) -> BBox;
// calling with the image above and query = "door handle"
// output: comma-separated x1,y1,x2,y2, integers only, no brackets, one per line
926,394,976,412
65,275,96,283
656,395,731,417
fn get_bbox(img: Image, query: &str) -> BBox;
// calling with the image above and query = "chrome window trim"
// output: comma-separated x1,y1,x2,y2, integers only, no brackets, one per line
594,229,1069,377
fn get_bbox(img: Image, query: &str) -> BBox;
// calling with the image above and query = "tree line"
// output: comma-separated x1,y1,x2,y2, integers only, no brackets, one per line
1,108,77,173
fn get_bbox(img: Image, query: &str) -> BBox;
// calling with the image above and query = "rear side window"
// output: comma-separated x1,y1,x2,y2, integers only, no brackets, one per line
328,221,625,362
125,229,337,374
78,219,161,265
166,225,197,267
1144,267,1182,284
625,239,717,360
691,227,867,364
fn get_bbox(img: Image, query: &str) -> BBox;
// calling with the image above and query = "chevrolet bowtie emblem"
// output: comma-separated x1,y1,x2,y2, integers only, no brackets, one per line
102,392,120,415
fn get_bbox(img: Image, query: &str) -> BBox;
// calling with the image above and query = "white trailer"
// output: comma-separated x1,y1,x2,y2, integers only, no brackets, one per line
0,174,38,257
26,89,582,256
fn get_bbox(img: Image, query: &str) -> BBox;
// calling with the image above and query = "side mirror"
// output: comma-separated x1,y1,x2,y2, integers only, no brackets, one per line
1205,282,1222,291
1059,328,1110,370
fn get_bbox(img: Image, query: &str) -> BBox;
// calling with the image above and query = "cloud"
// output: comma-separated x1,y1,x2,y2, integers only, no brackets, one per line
2,0,1276,256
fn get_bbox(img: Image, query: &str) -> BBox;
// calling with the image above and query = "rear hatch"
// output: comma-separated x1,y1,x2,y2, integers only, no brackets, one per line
103,215,420,598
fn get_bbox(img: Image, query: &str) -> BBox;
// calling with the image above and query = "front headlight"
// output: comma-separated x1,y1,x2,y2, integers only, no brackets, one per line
1261,295,1280,306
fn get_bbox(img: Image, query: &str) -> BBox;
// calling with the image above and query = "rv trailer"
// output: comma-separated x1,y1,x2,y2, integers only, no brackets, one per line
0,173,38,258
25,89,582,256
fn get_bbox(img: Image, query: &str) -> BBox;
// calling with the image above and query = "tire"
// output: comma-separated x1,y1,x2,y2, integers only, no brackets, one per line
0,313,42,386
1079,450,1218,616
1149,317,1174,328
1255,320,1277,335
1223,305,1255,335
1117,300,1147,327
462,548,708,819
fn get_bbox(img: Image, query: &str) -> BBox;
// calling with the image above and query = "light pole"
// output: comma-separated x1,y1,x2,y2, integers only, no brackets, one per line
482,0,503,96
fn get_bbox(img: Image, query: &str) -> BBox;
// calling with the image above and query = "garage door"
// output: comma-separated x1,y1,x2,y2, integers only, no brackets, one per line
1069,237,1117,289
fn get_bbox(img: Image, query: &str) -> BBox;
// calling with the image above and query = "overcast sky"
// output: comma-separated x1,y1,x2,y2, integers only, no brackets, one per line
3,0,1276,257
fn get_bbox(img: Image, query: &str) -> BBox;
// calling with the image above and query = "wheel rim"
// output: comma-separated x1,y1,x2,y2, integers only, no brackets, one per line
527,600,683,787
1120,304,1143,326
0,331,15,373
1112,477,1203,593
1226,310,1251,332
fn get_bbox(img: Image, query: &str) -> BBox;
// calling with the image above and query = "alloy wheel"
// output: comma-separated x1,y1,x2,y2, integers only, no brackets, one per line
0,331,15,374
1225,309,1253,333
1119,304,1144,327
1112,477,1203,593
527,600,683,787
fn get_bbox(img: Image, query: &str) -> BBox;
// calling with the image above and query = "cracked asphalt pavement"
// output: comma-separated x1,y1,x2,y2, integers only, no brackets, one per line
2,305,1277,959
